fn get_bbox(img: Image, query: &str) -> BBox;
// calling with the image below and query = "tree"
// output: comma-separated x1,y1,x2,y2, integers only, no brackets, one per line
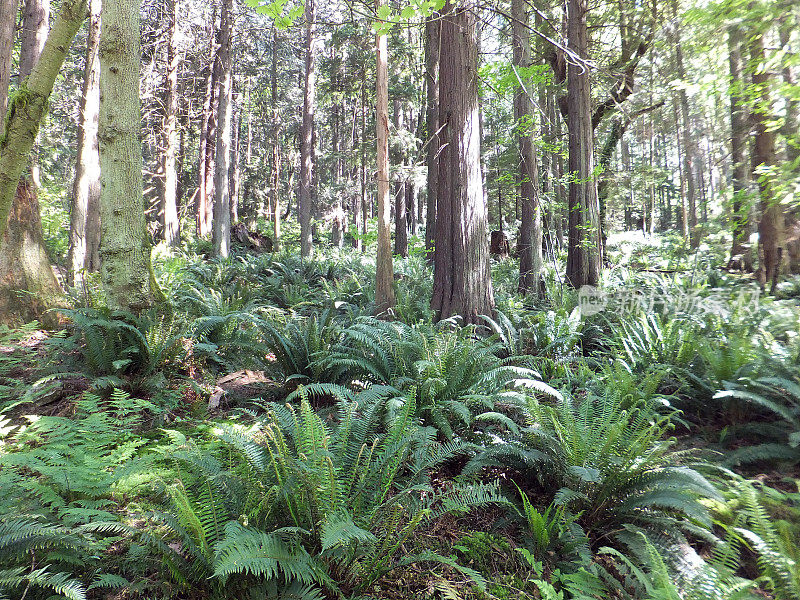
565,0,601,288
749,31,782,293
212,0,233,257
511,0,542,296
424,14,439,257
728,23,748,262
98,0,159,310
19,0,49,188
68,0,102,287
299,0,317,257
431,0,494,324
0,0,18,125
160,0,180,246
0,0,71,323
270,27,281,250
670,0,699,246
374,0,396,315
196,9,217,237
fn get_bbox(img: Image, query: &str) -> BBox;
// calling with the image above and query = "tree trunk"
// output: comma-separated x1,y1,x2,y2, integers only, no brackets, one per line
299,0,316,257
270,27,281,250
212,0,233,258
99,0,159,311
750,33,782,294
0,0,18,126
728,24,748,261
431,0,494,324
375,0,395,314
565,0,601,288
512,0,542,296
67,0,101,287
424,14,439,258
229,105,240,224
0,0,85,236
393,100,408,257
160,0,179,246
19,0,49,189
196,10,217,237
671,0,698,246
779,15,799,167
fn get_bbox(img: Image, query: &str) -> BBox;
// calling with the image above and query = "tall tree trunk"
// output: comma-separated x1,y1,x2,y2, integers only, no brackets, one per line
299,0,316,257
393,100,408,257
671,0,698,246
212,0,233,258
67,0,101,287
0,0,18,126
779,15,799,167
728,24,748,261
19,0,49,189
431,0,494,324
424,14,439,257
512,0,542,296
229,105,240,224
0,0,85,236
160,0,179,246
375,0,395,314
750,33,782,294
196,10,216,237
565,0,601,288
99,0,159,310
270,27,281,250
0,0,68,323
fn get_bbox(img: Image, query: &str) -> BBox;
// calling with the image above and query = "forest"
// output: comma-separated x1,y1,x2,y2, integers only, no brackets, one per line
0,0,799,596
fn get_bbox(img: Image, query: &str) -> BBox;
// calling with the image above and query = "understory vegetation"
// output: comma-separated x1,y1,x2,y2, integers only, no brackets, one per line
2,233,800,600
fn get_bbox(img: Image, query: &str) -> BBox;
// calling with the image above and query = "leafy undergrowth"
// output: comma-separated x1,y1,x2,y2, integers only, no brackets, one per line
2,239,800,600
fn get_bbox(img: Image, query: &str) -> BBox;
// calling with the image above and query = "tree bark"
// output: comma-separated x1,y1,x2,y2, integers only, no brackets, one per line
375,0,395,314
99,0,159,310
270,27,281,250
749,33,782,294
160,0,179,246
19,0,49,189
431,0,494,324
68,0,101,287
0,0,85,237
728,24,748,261
424,14,439,257
670,0,698,246
299,0,316,257
212,0,233,258
512,0,543,297
0,0,18,127
565,0,601,288
196,10,217,237
393,100,408,257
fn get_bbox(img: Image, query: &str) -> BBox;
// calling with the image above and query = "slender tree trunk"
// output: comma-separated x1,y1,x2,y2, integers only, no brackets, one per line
99,0,159,310
750,33,782,293
393,100,408,257
229,105,240,224
67,0,101,287
671,0,698,246
431,0,494,324
196,10,217,237
0,0,75,323
19,0,49,189
0,0,85,236
424,14,439,257
212,0,233,257
728,24,748,261
160,0,179,246
0,0,18,126
270,27,281,250
375,0,395,314
512,0,542,296
299,0,316,257
779,15,799,167
565,0,601,288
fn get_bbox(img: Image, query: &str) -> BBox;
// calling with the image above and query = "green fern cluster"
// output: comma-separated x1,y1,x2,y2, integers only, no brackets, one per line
147,390,504,598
